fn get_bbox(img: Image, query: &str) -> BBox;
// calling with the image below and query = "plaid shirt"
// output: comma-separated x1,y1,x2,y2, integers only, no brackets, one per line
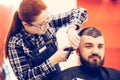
8,8,87,80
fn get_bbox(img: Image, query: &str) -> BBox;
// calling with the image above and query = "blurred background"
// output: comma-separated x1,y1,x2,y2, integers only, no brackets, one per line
0,0,120,79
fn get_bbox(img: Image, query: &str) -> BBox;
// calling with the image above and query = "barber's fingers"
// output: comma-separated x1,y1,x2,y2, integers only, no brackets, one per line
69,38,80,49
67,27,80,49
62,50,69,61
49,49,68,65
55,49,68,62
68,34,80,49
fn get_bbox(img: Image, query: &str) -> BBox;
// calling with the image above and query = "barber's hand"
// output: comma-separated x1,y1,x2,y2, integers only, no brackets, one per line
49,45,70,66
67,25,80,49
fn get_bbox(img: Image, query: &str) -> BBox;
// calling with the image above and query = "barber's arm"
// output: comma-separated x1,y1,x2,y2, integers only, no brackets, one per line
67,8,88,49
49,8,88,30
49,8,87,49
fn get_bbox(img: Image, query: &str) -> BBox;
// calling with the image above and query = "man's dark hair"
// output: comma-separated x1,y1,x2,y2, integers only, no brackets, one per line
78,27,102,38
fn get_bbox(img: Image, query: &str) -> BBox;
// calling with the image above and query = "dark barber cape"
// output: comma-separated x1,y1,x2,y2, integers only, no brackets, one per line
53,66,120,80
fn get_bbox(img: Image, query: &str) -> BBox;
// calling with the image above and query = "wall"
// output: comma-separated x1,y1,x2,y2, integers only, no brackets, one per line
0,5,13,67
0,0,22,67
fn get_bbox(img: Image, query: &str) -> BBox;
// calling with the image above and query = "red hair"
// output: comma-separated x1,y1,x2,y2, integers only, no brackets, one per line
5,0,47,57
19,0,47,23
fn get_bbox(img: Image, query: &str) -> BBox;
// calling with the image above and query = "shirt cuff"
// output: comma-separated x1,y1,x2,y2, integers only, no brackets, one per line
47,59,56,71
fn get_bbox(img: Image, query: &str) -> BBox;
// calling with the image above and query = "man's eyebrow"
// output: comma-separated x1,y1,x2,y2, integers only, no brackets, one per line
85,43,92,45
99,44,104,46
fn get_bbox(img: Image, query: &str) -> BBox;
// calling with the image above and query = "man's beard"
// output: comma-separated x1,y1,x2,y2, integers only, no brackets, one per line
80,53,104,72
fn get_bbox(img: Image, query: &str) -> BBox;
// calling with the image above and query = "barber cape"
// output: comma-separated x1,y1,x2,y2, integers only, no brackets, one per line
53,66,120,80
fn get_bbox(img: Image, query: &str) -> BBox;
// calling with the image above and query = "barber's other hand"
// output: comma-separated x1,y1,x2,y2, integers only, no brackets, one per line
67,25,80,49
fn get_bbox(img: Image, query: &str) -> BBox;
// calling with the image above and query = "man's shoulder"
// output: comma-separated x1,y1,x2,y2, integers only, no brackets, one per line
104,67,120,73
53,66,81,80
102,67,120,79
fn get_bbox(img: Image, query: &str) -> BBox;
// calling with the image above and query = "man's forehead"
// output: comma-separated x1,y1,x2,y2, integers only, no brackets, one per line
80,35,104,44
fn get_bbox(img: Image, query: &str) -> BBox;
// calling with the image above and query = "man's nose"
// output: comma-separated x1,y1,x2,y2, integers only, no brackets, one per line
92,47,99,53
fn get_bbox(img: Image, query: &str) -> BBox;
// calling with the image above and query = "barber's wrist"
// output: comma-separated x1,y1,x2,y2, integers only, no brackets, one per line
47,60,56,71
67,25,78,33
49,56,58,66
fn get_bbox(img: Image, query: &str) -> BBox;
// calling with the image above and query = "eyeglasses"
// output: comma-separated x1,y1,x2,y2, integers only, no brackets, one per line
29,17,50,29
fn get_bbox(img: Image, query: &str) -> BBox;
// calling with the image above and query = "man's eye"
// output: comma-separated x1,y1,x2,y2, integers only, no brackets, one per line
98,45,103,49
85,46,92,48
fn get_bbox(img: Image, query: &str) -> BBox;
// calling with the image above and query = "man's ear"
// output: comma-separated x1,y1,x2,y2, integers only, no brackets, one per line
76,48,80,56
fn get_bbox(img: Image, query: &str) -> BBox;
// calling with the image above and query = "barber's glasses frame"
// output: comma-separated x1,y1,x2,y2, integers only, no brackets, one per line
29,17,51,29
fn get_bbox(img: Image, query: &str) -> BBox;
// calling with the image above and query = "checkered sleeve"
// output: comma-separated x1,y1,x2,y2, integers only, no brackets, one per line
8,37,56,80
49,8,88,29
